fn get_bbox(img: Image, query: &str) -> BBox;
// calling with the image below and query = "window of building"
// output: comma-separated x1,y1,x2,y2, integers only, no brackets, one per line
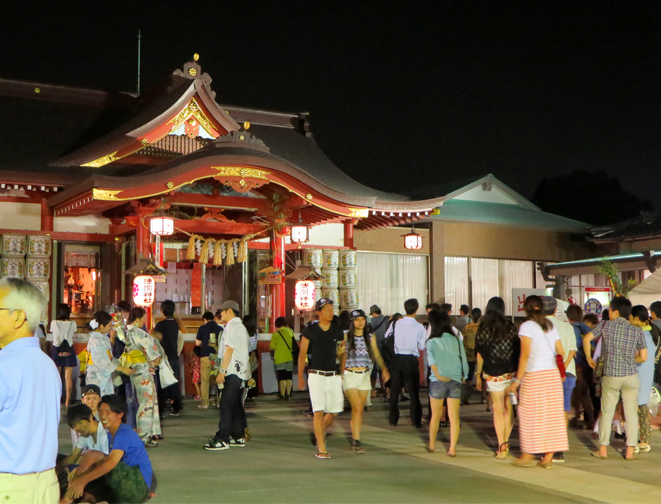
357,252,428,316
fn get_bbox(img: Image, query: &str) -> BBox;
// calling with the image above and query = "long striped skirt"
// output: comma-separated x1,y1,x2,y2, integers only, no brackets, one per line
518,369,568,454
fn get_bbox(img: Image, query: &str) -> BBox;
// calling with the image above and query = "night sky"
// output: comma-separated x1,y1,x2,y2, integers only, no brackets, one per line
2,2,660,204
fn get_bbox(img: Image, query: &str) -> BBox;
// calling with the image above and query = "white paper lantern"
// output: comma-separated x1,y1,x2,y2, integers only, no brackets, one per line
295,280,316,311
133,275,155,306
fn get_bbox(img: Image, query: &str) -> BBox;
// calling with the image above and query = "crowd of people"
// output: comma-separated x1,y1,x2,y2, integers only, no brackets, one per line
3,272,661,502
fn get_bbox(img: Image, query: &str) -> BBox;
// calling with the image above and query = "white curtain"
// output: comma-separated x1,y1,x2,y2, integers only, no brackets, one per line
499,260,534,315
357,252,428,316
444,257,469,311
470,258,499,312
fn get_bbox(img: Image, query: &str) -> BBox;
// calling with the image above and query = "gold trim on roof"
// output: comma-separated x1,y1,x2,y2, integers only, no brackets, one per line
93,189,123,201
211,166,270,180
82,151,119,168
169,97,215,136
348,208,369,218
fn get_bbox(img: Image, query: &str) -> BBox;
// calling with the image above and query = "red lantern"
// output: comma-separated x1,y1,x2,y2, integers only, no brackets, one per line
403,229,423,250
133,275,155,307
295,280,316,311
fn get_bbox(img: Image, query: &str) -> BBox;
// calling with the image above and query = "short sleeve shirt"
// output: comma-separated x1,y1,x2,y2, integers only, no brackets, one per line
154,318,179,360
221,318,251,380
108,423,152,487
518,320,561,373
196,321,221,358
75,421,110,455
270,328,295,365
302,323,344,372
590,318,647,377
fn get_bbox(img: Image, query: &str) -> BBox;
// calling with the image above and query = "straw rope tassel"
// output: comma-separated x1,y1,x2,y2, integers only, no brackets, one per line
226,239,238,266
199,239,211,265
186,235,198,260
213,240,223,266
238,239,248,263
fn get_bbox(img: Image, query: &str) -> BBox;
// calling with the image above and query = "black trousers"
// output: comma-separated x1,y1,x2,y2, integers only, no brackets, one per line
389,354,422,427
215,374,247,443
166,357,183,413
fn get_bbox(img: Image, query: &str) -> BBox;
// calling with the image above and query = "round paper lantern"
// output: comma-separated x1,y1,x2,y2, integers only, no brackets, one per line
149,216,174,236
133,275,155,307
295,280,316,311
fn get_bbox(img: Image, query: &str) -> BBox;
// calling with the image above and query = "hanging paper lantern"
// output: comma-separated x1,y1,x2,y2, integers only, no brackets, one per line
291,223,310,244
295,280,316,311
403,229,423,250
149,216,174,236
133,275,155,307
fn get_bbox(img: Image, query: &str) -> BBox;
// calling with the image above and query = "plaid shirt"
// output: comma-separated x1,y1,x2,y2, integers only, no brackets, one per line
591,318,647,377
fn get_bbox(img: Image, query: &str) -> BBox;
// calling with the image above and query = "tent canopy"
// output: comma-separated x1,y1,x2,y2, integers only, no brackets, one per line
628,270,661,307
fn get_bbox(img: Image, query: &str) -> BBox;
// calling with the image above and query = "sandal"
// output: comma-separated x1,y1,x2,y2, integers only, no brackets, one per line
446,451,456,458
426,445,436,453
591,451,608,459
315,450,331,459
352,439,366,454
495,442,509,459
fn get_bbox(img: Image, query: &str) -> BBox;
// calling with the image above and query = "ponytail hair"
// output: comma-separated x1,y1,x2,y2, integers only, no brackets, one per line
128,307,146,325
524,295,552,332
632,304,660,346
89,310,112,331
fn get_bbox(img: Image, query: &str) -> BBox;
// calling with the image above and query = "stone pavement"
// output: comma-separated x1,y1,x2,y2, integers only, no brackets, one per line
58,393,661,503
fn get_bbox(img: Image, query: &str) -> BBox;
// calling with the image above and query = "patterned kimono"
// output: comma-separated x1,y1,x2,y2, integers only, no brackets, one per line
125,325,162,442
86,331,118,396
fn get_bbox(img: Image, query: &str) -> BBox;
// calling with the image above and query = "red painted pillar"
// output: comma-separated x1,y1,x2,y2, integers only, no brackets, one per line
344,219,354,249
41,198,53,232
136,208,153,330
271,233,286,331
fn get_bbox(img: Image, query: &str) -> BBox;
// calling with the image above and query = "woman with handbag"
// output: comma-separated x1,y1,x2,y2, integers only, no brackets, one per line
270,317,297,400
86,311,133,397
508,295,567,468
342,309,390,453
49,304,79,408
125,307,162,447
425,310,468,456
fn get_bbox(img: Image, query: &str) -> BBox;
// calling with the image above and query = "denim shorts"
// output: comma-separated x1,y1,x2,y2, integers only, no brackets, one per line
429,379,462,400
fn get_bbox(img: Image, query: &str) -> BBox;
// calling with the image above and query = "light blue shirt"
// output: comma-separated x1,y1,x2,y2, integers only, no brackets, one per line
0,336,61,474
427,334,469,383
386,317,426,356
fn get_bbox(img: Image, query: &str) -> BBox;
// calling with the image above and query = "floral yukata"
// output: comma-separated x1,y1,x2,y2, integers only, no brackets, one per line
125,325,162,443
86,331,118,396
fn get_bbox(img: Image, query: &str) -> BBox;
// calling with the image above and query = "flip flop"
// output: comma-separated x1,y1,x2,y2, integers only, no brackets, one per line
446,452,456,458
591,451,608,459
425,445,436,453
315,451,331,459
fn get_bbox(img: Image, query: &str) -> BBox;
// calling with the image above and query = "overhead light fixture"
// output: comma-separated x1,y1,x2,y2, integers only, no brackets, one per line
403,226,423,250
290,210,310,245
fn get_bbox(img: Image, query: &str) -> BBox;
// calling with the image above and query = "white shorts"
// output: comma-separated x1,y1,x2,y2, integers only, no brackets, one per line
308,373,344,413
486,378,514,393
342,370,372,391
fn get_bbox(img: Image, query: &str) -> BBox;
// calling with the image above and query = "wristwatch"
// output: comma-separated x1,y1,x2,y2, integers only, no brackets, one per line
220,368,227,374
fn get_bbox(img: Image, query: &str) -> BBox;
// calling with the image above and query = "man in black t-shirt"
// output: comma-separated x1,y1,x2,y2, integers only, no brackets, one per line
298,298,345,459
153,300,183,416
196,311,221,409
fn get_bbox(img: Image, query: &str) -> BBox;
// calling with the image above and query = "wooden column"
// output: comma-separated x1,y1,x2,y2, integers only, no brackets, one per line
40,198,53,232
343,219,355,249
136,208,151,260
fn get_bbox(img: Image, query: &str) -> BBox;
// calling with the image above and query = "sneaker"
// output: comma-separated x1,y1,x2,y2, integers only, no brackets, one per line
145,439,159,448
301,410,314,417
198,405,209,410
169,411,182,417
230,438,246,448
552,452,565,463
204,438,230,451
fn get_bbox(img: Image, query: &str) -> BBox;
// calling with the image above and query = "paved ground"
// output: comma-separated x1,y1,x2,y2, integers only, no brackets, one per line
59,392,661,503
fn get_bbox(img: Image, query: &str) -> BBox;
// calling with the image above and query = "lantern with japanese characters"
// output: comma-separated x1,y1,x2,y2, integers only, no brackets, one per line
133,275,155,307
295,280,316,311
149,216,174,236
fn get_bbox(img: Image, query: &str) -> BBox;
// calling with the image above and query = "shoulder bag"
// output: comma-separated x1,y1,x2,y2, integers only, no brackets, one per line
543,326,566,379
278,329,300,362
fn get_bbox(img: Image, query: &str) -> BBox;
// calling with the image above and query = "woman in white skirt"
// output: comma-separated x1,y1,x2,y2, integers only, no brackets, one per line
508,295,567,468
342,309,390,453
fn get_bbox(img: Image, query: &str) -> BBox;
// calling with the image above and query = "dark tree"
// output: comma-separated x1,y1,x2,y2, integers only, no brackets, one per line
530,170,653,226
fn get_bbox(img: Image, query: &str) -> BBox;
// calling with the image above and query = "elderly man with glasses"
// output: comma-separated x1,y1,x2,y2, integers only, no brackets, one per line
0,278,62,503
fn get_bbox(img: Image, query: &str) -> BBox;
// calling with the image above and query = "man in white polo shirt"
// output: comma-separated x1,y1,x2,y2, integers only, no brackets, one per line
387,298,426,428
298,298,346,459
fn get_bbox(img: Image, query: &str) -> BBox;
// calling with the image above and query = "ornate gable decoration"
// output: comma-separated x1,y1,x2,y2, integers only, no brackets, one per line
167,97,218,139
